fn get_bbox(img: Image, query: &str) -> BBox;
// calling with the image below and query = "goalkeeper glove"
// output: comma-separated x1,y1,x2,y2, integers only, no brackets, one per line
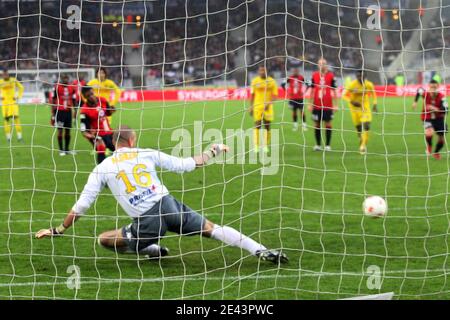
35,224,66,239
203,143,229,159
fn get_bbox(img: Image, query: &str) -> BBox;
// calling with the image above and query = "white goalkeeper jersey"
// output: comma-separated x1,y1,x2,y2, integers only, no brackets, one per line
72,147,196,218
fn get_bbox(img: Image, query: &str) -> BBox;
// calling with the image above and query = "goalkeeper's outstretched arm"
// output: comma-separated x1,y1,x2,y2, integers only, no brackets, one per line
35,141,229,239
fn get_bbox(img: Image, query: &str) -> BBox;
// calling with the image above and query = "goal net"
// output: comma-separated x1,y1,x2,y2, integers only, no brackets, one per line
0,0,449,300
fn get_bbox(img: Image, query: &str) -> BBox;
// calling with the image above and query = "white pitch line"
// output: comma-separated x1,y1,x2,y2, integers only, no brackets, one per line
1,268,449,288
1,205,448,225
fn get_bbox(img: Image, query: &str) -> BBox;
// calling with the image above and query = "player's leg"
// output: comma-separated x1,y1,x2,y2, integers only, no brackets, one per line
432,120,446,159
360,122,371,154
424,122,434,155
64,128,71,153
95,140,106,163
351,108,362,138
64,111,72,153
263,121,271,153
11,105,23,142
98,227,168,257
299,99,307,130
97,229,130,253
203,220,288,264
57,128,65,155
312,109,322,150
359,110,372,154
290,100,298,131
102,134,116,152
262,104,273,152
161,195,288,264
3,112,12,142
253,120,262,152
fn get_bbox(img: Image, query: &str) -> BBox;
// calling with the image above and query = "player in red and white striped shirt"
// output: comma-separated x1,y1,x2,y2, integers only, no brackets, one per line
283,68,307,131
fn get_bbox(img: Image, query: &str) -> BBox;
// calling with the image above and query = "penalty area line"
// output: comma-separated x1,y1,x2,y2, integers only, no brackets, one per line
1,268,450,288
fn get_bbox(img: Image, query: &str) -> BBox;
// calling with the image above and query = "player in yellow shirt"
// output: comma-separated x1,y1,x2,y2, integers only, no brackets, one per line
0,69,24,142
343,70,378,155
87,68,121,125
248,66,278,153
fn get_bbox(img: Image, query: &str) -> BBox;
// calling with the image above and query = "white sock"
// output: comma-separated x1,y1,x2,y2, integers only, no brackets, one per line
6,133,11,140
17,132,22,140
210,225,267,255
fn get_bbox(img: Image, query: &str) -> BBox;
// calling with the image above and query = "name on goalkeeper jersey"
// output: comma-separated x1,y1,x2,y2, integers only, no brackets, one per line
111,152,138,164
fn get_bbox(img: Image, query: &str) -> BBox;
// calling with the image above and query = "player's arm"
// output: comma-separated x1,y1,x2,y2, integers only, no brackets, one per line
71,89,78,119
15,78,24,100
266,80,278,110
331,77,338,111
50,87,57,126
151,144,229,173
412,88,424,110
35,166,105,238
105,101,116,116
248,79,255,115
108,80,121,107
371,82,378,112
342,82,353,104
440,98,448,114
306,78,314,111
79,113,97,141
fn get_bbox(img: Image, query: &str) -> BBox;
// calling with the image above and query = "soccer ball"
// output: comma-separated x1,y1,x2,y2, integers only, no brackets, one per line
363,196,387,217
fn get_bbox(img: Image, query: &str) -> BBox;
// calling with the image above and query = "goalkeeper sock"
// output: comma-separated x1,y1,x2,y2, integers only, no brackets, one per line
325,124,332,146
14,117,22,140
4,119,11,140
253,128,260,148
314,126,321,146
211,225,267,255
435,137,445,153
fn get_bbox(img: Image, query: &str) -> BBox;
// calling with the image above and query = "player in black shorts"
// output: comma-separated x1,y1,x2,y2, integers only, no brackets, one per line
283,68,307,131
51,75,77,156
412,79,448,159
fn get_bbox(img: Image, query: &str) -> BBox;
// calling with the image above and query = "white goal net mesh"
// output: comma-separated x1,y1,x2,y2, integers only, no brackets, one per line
0,0,449,300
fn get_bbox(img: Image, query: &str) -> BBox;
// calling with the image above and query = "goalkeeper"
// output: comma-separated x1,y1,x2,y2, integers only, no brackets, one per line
36,125,288,264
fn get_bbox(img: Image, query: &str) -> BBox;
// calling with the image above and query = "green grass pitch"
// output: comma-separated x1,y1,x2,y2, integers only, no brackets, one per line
0,97,449,299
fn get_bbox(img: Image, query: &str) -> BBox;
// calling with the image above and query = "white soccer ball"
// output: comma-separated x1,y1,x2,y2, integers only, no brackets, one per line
363,196,387,217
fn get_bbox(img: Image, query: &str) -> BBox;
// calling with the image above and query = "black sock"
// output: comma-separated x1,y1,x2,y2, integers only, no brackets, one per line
302,112,306,123
314,127,321,145
64,132,71,151
57,133,63,151
325,126,332,146
97,153,106,164
426,135,433,147
293,112,298,123
435,137,445,153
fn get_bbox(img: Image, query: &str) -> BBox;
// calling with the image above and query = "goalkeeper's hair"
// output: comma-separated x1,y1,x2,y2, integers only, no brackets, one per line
429,79,439,84
113,125,135,145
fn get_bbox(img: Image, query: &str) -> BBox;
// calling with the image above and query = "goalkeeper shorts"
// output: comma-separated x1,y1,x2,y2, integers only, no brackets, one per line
121,195,205,251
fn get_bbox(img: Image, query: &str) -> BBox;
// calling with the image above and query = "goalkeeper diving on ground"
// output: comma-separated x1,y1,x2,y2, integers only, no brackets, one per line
35,125,288,264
